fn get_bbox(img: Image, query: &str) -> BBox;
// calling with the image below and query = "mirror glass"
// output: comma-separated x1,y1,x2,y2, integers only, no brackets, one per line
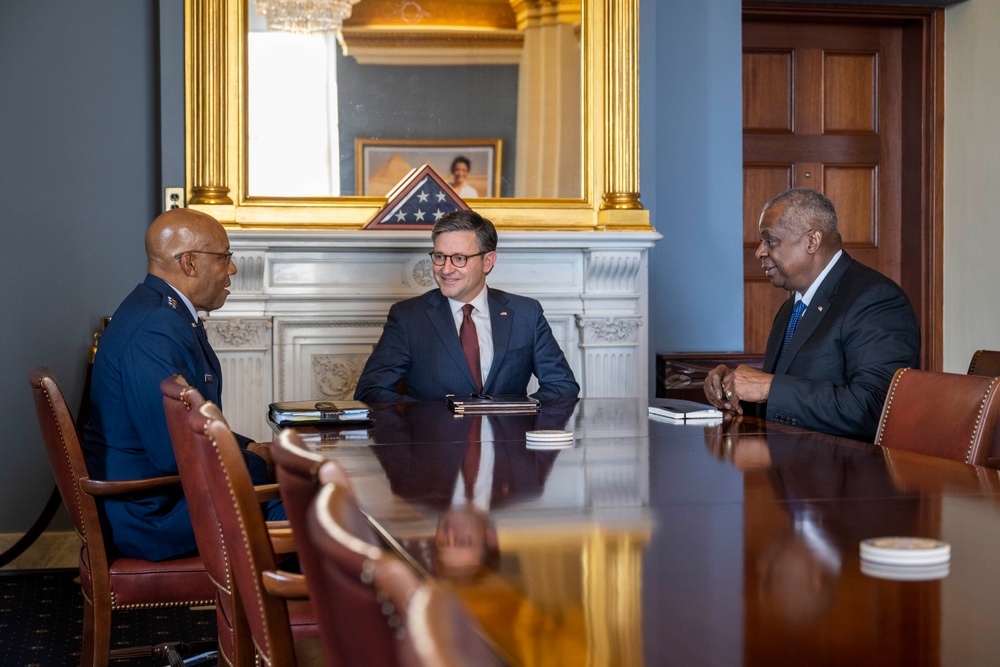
245,0,583,200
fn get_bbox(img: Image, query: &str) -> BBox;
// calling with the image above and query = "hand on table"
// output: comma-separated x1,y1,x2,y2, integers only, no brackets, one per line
703,416,772,471
704,364,775,414
704,364,741,414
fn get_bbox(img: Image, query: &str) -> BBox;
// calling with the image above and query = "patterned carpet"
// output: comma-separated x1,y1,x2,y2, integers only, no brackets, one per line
0,569,216,666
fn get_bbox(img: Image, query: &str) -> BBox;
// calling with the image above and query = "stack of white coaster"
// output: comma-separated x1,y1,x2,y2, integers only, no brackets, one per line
525,430,574,449
859,537,951,581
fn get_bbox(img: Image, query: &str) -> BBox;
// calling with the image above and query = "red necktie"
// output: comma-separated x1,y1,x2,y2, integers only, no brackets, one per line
460,304,483,392
462,415,483,499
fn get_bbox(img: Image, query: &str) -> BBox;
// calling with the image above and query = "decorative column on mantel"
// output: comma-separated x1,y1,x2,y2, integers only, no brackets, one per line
207,229,660,441
578,250,645,398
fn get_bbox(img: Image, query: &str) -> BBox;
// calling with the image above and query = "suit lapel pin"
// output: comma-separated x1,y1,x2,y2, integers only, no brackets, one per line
167,296,177,309
500,311,508,316
205,374,214,383
817,306,824,312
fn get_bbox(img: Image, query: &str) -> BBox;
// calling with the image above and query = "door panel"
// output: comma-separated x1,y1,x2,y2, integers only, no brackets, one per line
742,19,902,354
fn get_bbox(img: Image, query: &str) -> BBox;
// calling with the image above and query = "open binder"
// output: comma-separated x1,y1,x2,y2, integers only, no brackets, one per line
268,400,370,426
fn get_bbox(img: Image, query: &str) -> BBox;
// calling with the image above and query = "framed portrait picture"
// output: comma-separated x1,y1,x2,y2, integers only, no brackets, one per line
356,138,501,198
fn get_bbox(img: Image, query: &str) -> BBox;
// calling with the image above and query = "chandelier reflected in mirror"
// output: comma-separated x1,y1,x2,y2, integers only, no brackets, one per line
253,0,361,35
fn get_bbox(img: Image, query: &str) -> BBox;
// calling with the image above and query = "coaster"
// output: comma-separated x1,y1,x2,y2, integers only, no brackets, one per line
861,560,950,581
525,430,574,449
860,537,951,566
526,439,574,450
525,430,574,441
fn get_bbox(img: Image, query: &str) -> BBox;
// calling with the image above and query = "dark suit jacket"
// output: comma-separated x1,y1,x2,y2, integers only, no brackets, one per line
758,253,920,442
354,287,579,403
83,274,268,561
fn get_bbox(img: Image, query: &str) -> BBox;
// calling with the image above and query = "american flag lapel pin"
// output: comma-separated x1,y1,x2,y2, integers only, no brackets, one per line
500,311,508,316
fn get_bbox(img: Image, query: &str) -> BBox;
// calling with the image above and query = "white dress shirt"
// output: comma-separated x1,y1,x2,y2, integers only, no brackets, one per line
448,287,494,386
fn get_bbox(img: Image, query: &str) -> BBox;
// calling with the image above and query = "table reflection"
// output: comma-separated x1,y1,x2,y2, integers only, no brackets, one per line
297,400,1000,666
367,400,576,579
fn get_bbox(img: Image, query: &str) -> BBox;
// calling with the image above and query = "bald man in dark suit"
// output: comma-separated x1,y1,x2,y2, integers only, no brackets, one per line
704,188,920,442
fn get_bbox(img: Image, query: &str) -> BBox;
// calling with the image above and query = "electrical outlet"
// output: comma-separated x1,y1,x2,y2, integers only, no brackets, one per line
164,187,185,212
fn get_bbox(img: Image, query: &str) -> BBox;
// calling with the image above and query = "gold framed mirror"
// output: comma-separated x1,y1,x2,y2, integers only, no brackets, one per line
184,0,648,230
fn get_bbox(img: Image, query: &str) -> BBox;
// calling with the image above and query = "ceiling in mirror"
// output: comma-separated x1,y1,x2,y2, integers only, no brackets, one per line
246,0,582,200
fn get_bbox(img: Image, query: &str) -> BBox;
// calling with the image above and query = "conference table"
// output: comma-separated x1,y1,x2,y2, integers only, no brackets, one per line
292,398,1000,666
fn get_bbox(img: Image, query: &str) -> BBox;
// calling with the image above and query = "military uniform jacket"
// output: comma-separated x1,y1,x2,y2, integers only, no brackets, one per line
83,274,267,561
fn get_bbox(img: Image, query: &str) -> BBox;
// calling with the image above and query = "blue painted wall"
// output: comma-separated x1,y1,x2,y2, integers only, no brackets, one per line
641,0,744,398
337,58,519,196
1,0,158,531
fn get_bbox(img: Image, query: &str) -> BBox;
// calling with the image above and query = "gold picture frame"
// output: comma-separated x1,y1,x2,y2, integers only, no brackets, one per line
355,138,501,198
184,0,650,230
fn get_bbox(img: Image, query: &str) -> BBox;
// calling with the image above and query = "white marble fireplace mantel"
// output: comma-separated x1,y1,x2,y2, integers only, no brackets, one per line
207,229,661,440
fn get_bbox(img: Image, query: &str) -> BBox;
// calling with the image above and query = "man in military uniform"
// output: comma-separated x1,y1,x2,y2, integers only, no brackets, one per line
84,208,280,561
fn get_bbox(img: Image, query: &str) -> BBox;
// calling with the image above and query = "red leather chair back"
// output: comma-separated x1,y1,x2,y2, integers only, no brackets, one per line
876,368,1000,465
29,367,94,550
968,349,1000,377
388,578,504,667
272,431,395,666
188,402,296,665
308,483,503,667
161,375,249,666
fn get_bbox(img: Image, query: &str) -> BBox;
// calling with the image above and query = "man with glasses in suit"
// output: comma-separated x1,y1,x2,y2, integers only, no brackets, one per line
83,208,282,561
355,210,579,403
703,188,920,442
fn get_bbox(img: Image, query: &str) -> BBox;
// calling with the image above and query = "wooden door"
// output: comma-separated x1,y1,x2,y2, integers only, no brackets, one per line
741,6,942,370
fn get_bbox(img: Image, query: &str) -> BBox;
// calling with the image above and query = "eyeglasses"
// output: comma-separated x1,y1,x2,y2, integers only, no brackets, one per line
428,251,486,268
173,249,234,263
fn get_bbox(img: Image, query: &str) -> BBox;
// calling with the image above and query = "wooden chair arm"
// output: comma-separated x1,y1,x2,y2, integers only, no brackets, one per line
253,483,281,503
261,569,308,599
79,475,181,497
266,522,296,554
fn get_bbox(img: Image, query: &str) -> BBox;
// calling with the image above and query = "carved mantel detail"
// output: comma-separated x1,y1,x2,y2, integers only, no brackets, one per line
585,251,642,294
412,259,435,288
577,316,641,344
204,317,272,348
312,355,371,400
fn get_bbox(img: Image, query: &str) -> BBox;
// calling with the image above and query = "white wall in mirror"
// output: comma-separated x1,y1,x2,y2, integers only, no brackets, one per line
248,29,343,196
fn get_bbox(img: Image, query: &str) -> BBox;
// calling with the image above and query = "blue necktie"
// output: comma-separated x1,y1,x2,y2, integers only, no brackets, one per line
779,300,807,361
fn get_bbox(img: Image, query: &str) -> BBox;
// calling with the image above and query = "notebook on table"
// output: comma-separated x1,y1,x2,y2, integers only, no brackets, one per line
446,394,541,415
648,398,723,422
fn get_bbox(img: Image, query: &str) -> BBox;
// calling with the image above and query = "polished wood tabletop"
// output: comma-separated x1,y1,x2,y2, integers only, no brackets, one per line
294,398,1000,666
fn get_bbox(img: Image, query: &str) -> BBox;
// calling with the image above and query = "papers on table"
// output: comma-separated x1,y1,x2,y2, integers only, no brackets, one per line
446,394,541,415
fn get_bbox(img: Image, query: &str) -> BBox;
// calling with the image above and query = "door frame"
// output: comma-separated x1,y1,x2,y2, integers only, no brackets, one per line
743,3,944,371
